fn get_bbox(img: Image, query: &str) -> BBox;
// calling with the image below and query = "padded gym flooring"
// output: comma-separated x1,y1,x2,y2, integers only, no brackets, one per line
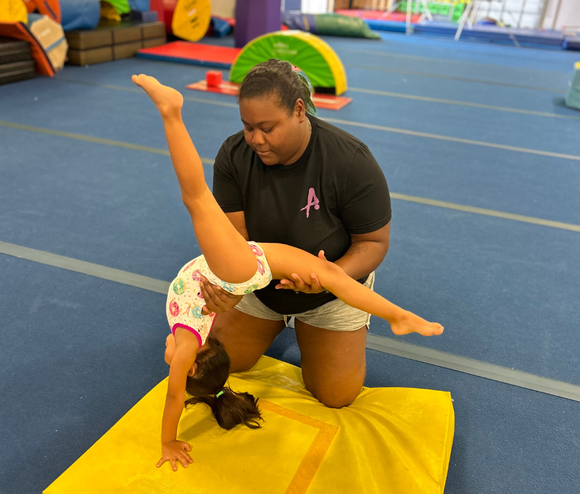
1,31,580,493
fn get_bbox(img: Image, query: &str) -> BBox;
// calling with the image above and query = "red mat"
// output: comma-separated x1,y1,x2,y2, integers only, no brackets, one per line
138,41,241,68
186,80,352,111
336,9,422,24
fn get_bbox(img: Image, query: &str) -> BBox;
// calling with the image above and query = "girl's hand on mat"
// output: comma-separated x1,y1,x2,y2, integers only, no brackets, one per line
157,440,194,471
200,276,243,315
276,251,327,294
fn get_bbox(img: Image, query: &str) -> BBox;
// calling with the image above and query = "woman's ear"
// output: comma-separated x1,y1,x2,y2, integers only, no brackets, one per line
188,362,198,377
295,98,306,121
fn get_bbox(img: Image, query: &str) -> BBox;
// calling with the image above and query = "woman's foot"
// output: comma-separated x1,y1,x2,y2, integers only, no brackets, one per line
132,74,184,118
390,311,444,337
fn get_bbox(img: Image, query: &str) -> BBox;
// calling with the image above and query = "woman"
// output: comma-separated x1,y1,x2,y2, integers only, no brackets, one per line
201,59,394,409
132,72,441,470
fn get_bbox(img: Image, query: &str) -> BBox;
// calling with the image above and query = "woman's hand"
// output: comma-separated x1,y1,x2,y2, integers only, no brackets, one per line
200,276,243,315
275,250,328,294
157,440,194,471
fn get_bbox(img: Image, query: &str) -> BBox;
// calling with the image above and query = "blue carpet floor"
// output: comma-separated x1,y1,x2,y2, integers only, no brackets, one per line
0,30,579,494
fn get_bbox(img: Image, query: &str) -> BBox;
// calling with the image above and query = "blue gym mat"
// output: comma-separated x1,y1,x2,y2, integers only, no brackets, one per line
1,32,579,494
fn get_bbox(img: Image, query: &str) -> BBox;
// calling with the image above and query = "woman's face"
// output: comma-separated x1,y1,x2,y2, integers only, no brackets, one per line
239,94,306,166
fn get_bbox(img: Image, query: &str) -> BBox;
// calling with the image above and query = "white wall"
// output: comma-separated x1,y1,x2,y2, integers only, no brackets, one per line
473,0,546,29
301,0,332,13
541,0,580,30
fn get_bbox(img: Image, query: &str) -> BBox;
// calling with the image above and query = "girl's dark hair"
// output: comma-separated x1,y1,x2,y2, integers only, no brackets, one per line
185,338,262,430
239,59,317,116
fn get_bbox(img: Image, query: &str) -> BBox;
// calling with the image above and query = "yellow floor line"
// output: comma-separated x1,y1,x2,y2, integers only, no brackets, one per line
3,119,579,232
348,86,580,121
345,64,567,93
0,120,215,165
56,77,240,108
323,117,580,162
344,48,570,75
391,193,580,233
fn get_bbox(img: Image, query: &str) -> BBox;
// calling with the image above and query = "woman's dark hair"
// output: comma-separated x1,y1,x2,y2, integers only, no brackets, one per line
184,337,263,430
239,59,317,116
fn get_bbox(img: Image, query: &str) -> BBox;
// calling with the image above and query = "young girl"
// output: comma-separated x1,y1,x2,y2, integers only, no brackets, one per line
132,74,443,472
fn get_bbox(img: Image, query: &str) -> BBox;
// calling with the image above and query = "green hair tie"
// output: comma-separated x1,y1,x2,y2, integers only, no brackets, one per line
215,390,224,398
296,71,317,117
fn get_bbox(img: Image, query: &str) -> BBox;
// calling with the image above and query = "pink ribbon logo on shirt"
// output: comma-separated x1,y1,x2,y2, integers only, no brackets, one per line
300,188,320,218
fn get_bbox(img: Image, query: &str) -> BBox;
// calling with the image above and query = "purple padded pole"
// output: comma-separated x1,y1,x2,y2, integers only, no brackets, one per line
235,0,282,48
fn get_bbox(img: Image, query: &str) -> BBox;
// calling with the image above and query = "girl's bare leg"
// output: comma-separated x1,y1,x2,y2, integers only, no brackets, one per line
262,243,443,337
133,75,256,283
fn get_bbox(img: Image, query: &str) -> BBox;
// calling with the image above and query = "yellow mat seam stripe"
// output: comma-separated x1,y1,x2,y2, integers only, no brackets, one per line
259,400,338,494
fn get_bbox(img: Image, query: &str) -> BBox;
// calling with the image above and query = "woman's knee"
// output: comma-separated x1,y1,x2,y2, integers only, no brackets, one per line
305,381,363,409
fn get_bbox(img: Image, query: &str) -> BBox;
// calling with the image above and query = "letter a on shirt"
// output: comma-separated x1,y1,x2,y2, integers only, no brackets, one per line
300,187,320,218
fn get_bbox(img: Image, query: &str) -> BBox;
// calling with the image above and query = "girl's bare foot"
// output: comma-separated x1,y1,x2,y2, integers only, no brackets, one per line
132,74,184,118
390,311,444,337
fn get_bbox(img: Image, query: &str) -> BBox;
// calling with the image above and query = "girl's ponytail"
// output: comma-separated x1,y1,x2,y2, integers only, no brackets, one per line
186,387,262,430
185,338,263,430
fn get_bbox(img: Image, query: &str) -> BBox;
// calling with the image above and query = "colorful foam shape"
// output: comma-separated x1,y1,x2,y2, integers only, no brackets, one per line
171,0,211,42
0,0,28,23
137,40,240,68
230,30,347,95
282,12,380,39
43,356,454,494
0,21,54,75
101,0,130,16
28,13,67,71
26,0,62,23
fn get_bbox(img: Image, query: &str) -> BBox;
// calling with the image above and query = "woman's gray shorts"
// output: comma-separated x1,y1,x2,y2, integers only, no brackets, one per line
233,272,375,332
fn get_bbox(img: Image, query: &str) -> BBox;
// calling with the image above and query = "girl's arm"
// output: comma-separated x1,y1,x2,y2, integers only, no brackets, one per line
157,334,199,471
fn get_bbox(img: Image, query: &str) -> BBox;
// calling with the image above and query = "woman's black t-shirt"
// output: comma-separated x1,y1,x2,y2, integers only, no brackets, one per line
213,115,392,314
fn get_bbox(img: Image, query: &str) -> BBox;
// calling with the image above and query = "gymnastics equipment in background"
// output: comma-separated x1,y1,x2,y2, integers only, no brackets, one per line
60,0,100,31
43,356,455,494
65,20,166,64
27,13,67,70
0,36,36,85
565,62,580,111
100,0,131,21
162,0,211,41
230,30,347,95
0,0,29,23
0,19,55,76
24,0,62,22
235,0,280,48
186,67,352,110
282,12,380,39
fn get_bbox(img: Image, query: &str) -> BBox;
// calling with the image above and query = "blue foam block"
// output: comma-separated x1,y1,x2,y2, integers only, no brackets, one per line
563,37,580,51
364,20,407,33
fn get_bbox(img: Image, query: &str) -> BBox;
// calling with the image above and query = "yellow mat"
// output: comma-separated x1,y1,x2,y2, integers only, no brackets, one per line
44,356,454,494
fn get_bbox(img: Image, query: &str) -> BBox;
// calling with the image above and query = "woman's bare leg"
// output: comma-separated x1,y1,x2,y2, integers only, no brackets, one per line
132,75,256,283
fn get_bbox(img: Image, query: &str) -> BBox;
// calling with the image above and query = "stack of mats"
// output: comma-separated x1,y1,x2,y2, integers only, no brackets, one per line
65,20,166,65
44,356,455,494
0,36,35,85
